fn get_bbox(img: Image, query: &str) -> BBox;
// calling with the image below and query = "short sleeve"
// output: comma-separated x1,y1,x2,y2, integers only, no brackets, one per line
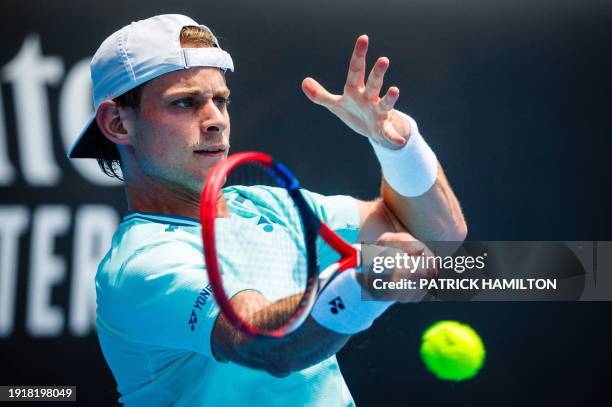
99,238,237,358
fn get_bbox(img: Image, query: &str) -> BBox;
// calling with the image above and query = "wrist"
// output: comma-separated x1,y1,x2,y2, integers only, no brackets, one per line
370,111,438,197
311,268,394,335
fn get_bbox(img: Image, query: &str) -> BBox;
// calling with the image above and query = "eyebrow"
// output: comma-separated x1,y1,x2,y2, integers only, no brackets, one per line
167,88,231,98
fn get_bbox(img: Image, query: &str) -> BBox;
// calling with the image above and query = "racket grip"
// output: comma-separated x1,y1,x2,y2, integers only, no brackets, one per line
311,268,394,334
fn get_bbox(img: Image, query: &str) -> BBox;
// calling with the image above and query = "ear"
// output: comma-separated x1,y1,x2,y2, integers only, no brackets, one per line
95,100,132,146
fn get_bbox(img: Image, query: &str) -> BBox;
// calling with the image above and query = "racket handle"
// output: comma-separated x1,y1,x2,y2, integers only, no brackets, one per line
311,268,393,334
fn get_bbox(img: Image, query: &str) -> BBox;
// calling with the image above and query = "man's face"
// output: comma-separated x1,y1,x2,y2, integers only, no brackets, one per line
123,67,231,194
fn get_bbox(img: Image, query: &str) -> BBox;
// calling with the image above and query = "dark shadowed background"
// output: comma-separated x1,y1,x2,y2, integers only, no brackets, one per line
0,0,610,405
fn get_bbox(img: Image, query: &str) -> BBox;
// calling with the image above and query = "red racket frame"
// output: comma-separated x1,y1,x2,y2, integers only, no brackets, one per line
200,152,359,337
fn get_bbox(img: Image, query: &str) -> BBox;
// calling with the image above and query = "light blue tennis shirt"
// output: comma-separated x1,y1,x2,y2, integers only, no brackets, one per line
95,186,360,406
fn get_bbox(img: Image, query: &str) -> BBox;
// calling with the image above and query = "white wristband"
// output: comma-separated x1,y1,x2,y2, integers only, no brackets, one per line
370,112,438,197
311,268,394,334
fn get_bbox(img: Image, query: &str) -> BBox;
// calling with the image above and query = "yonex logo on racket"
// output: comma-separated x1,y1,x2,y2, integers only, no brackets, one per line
329,297,345,314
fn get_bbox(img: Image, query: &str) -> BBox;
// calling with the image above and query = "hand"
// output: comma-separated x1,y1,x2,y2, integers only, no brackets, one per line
302,35,409,149
359,232,438,303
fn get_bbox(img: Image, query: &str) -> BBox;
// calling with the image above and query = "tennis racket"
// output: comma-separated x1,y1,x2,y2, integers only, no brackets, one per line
200,152,359,338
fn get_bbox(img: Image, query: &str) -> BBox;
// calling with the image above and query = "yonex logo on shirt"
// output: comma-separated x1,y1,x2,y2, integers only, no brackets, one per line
188,311,198,331
257,216,273,232
188,284,213,331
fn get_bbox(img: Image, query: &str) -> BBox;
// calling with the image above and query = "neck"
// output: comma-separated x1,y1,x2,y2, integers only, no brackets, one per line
124,174,228,219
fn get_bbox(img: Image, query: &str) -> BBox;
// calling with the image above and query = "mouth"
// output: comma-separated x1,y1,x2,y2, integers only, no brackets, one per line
193,145,228,157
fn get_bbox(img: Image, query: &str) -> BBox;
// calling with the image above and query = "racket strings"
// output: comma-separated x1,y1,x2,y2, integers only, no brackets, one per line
215,162,313,330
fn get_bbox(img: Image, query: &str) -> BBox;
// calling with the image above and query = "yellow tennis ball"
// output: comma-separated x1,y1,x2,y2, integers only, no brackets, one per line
420,320,486,381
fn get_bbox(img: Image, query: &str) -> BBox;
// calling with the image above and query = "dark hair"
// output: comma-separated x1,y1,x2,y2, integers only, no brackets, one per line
93,85,144,180
96,26,218,180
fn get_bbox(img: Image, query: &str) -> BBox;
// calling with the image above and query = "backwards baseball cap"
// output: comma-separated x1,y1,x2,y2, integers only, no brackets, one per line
68,14,234,159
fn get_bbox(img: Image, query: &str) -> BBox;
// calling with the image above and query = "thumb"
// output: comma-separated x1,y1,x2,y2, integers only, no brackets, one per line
301,77,338,107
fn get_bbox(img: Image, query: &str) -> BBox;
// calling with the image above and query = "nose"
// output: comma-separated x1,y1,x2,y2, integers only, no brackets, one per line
200,99,228,135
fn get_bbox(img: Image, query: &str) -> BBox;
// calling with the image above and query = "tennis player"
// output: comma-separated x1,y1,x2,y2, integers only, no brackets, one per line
68,14,466,406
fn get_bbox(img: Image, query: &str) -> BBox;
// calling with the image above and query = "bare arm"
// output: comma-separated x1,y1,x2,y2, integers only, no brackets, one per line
211,290,350,377
380,166,466,241
356,173,465,246
211,244,433,377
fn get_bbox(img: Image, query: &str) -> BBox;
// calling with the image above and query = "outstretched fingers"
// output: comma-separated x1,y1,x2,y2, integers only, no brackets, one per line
303,35,405,146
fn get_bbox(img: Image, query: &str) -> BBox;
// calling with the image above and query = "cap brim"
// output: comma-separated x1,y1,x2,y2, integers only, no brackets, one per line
68,115,118,159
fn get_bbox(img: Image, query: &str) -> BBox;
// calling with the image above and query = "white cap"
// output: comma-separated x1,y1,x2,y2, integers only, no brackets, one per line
68,14,234,159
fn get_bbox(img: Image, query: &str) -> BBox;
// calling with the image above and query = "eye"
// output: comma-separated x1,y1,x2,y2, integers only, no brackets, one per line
171,98,195,108
213,97,230,109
